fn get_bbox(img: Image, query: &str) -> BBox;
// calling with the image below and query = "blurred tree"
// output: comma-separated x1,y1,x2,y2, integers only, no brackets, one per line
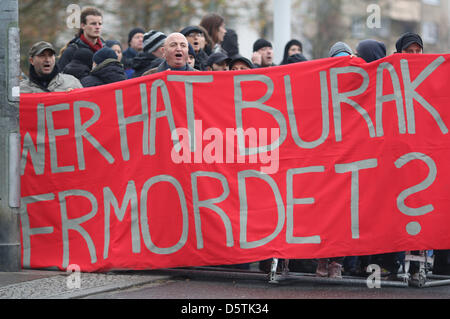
19,0,76,73
115,0,233,40
309,0,345,59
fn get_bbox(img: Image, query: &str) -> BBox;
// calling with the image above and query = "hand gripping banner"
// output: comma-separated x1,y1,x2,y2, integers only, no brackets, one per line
20,54,450,272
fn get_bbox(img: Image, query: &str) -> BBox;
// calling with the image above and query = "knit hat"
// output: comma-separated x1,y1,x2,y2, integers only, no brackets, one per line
329,42,353,57
253,39,272,52
143,30,167,54
93,47,118,65
73,48,94,66
396,32,423,53
128,27,145,45
106,40,122,49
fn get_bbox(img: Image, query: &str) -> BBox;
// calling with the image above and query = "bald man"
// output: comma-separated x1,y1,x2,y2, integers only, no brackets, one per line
161,33,195,71
143,33,196,75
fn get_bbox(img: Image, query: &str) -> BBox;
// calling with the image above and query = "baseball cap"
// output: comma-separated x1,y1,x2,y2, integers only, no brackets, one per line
206,52,231,67
29,41,56,57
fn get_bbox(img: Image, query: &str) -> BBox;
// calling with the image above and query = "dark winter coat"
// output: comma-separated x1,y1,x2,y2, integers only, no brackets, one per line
194,49,209,71
81,59,126,88
131,52,164,78
62,48,93,80
58,36,105,71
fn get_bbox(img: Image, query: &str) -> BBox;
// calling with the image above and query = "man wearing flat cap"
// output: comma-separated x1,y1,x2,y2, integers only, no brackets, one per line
21,41,83,93
396,32,423,54
180,25,209,70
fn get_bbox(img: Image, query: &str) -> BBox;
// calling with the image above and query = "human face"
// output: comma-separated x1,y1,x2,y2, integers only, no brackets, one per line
402,43,423,54
231,61,250,71
288,45,302,56
188,55,196,68
217,23,227,43
30,50,55,76
110,44,123,62
130,33,144,52
82,15,103,41
187,32,204,52
164,33,189,69
258,46,273,67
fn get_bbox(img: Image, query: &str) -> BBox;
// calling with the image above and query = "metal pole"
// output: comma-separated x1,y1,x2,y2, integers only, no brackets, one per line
273,0,291,64
0,0,21,271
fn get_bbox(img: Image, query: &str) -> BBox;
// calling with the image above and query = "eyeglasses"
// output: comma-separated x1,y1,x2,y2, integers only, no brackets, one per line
187,32,204,38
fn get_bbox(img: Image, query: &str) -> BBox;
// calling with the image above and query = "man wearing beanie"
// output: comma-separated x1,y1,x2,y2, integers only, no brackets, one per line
122,27,145,77
132,30,167,78
395,32,423,54
81,47,126,87
251,38,275,68
21,41,82,93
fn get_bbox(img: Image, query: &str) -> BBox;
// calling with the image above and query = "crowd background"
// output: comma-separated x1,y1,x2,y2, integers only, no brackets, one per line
19,0,450,72
18,1,450,281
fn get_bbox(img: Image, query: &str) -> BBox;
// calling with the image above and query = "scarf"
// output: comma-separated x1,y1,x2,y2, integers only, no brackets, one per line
29,64,59,92
80,33,103,52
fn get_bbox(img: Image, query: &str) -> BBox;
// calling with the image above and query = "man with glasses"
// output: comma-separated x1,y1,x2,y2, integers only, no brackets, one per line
181,26,209,71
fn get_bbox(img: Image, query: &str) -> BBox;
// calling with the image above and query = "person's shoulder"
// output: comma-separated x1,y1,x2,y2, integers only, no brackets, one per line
55,73,83,89
20,79,39,93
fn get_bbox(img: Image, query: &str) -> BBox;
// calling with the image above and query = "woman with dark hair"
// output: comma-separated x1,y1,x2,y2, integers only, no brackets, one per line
200,13,227,56
280,39,303,65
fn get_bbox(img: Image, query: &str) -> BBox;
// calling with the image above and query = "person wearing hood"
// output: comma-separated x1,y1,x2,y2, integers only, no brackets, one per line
329,42,354,57
132,30,167,78
81,47,126,87
356,39,386,62
62,48,93,81
280,39,303,65
21,41,82,93
395,32,424,54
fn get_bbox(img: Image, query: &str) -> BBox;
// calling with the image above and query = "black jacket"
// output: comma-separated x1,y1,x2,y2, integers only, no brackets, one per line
58,36,105,71
132,52,164,78
62,48,93,80
81,59,126,87
194,49,209,71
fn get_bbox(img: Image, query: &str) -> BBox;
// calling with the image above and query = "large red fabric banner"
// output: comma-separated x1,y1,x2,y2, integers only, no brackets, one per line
20,54,450,272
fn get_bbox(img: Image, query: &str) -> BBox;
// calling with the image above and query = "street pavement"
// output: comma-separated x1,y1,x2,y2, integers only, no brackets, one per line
1,266,450,300
0,269,171,299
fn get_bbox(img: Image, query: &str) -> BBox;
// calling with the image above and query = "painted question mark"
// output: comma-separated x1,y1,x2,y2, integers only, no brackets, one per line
395,152,437,236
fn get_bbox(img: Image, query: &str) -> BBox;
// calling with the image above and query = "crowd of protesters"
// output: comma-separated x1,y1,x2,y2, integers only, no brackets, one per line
20,6,450,282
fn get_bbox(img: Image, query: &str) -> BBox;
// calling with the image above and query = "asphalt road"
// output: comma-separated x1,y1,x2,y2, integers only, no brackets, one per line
84,267,450,300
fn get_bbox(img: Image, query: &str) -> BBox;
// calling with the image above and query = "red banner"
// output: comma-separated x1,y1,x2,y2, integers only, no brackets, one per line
20,54,450,272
